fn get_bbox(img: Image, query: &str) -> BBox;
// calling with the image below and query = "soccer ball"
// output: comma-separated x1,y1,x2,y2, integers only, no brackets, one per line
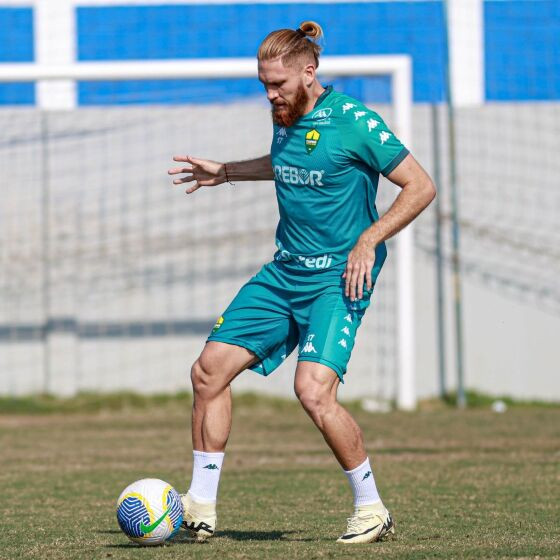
116,478,183,546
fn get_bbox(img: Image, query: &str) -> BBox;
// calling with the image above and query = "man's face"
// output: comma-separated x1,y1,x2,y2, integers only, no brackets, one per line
258,57,310,128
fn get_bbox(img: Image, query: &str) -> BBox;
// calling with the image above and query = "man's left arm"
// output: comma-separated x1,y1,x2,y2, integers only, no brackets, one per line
343,153,436,301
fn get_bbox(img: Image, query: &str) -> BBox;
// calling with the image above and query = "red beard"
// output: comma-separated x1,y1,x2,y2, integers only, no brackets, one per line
271,83,309,128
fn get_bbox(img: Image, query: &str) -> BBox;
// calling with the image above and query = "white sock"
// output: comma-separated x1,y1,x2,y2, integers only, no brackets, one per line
344,457,382,508
187,450,224,504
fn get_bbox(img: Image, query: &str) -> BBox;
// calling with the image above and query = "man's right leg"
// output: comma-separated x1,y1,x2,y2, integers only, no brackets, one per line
191,341,257,452
183,341,258,541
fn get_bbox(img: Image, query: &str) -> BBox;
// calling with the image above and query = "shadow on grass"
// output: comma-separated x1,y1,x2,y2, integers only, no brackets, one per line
170,529,315,543
103,529,313,548
218,529,315,542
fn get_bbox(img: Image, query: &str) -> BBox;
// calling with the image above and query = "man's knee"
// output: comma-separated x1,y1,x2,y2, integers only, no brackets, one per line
295,383,332,420
294,362,338,418
191,355,221,400
190,342,256,400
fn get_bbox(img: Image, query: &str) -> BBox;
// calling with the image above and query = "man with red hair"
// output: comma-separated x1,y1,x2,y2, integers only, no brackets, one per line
169,21,435,544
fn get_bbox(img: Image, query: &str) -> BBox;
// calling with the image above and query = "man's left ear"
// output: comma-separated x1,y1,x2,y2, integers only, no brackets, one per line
304,64,316,87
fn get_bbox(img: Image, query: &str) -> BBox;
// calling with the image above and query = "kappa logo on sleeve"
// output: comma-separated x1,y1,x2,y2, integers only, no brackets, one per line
379,131,391,144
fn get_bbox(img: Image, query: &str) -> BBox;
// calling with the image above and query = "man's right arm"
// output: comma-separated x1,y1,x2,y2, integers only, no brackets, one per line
168,154,273,194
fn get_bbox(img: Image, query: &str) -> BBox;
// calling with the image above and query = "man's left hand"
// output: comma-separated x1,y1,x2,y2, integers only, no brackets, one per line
343,237,376,301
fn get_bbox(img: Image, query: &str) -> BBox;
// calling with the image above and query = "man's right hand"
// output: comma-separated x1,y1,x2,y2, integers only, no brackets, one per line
168,155,226,194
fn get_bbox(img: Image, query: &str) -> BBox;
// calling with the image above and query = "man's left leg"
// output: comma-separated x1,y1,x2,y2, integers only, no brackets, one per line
294,361,394,544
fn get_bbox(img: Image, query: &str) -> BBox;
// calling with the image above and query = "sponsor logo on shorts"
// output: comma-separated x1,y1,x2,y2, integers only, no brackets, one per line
305,129,321,154
212,316,224,333
273,165,325,186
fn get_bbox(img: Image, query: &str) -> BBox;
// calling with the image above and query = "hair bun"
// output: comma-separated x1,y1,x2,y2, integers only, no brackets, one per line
298,21,323,41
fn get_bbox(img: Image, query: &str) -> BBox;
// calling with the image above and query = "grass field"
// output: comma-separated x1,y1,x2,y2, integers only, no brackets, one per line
1,395,559,559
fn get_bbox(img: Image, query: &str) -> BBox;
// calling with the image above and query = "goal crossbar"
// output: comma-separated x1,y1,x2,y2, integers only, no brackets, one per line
0,54,415,410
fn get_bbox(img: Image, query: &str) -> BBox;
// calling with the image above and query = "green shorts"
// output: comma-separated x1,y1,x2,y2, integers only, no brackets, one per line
207,261,374,381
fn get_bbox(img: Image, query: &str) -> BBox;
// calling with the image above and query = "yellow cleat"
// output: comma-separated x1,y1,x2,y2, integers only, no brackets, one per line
180,493,217,542
336,503,395,544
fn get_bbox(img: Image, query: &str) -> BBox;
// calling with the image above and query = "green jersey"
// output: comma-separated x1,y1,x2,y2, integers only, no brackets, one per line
270,86,408,282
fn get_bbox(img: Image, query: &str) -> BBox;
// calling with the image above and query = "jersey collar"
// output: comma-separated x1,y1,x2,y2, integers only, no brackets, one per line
296,85,333,124
313,85,333,109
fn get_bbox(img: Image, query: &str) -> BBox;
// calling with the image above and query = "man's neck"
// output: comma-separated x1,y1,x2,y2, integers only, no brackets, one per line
305,82,326,114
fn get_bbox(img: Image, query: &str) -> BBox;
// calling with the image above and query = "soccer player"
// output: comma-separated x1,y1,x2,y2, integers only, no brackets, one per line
168,21,435,544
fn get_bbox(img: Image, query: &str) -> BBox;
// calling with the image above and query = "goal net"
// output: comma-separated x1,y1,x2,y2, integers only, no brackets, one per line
0,56,415,408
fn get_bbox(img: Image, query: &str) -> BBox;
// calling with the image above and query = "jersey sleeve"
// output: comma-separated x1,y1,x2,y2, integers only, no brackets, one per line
340,105,409,176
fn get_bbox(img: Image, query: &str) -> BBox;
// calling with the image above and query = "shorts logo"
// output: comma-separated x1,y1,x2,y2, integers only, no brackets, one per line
341,326,351,336
305,129,320,154
302,341,317,353
212,316,224,333
302,333,317,354
344,314,353,324
338,339,348,349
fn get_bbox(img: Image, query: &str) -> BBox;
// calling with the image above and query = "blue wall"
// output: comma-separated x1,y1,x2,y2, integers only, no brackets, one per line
0,1,558,105
76,2,446,105
0,8,34,104
485,0,560,101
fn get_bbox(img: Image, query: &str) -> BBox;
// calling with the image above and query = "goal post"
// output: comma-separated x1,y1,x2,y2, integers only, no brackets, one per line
0,55,415,410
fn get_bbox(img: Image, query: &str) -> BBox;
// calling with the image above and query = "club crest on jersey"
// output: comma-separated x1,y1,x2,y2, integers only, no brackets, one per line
305,129,320,154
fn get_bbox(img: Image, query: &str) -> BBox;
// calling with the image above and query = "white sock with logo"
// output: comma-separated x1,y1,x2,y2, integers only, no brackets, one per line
344,457,382,508
188,450,224,504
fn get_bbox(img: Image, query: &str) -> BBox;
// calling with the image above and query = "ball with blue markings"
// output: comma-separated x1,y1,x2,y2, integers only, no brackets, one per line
116,478,183,546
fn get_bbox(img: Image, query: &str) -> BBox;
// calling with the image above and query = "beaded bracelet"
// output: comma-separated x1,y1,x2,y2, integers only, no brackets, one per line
224,163,235,186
